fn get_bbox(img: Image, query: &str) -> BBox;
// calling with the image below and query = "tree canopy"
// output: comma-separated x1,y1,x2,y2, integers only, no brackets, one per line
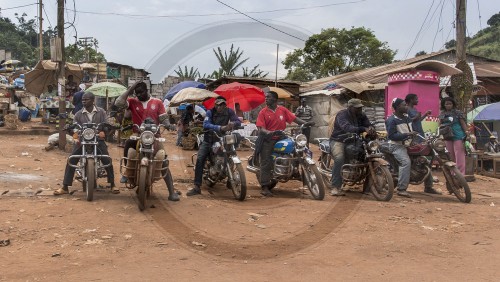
282,27,396,82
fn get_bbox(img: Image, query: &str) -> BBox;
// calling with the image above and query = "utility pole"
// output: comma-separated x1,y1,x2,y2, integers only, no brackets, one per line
57,0,66,150
79,37,94,62
456,0,466,62
38,0,43,60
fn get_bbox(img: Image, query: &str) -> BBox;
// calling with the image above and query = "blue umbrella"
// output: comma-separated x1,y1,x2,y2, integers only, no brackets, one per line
164,81,205,101
467,102,500,121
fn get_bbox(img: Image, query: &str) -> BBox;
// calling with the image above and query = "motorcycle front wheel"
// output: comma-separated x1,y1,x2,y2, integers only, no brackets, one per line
319,153,333,185
85,158,96,202
302,164,325,200
364,162,394,201
137,166,148,211
228,162,247,201
443,166,471,203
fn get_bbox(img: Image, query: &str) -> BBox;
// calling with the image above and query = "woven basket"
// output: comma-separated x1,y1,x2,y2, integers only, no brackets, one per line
4,114,19,130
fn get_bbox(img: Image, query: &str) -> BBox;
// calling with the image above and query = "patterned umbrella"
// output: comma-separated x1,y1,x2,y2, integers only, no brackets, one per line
169,87,218,106
203,82,265,111
164,81,205,100
86,82,127,98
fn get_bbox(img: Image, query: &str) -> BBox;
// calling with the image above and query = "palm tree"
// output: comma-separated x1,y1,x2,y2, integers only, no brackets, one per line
174,66,200,80
242,65,268,78
213,44,249,76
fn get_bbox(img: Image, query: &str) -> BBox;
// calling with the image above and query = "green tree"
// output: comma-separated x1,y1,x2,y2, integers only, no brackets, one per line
487,12,500,27
174,65,200,80
283,27,396,81
242,65,268,78
415,50,427,57
213,44,249,76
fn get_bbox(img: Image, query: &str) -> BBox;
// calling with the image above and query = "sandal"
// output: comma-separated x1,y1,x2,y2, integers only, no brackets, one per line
53,188,69,195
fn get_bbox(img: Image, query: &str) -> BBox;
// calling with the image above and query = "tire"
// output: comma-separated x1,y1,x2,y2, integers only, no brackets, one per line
137,166,148,211
302,164,325,200
365,162,394,201
443,166,471,203
319,153,332,185
228,162,247,201
85,158,96,202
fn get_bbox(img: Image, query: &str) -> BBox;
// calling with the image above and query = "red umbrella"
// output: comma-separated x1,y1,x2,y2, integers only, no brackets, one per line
203,82,265,111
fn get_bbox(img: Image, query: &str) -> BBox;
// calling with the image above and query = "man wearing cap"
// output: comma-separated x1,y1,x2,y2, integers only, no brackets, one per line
72,83,87,115
329,98,374,196
256,90,315,197
295,97,314,147
187,96,241,196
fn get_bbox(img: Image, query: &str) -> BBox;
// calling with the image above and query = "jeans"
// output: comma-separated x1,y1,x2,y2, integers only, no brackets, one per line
259,139,278,187
387,143,411,191
63,141,114,187
194,141,212,187
176,130,183,146
329,140,345,189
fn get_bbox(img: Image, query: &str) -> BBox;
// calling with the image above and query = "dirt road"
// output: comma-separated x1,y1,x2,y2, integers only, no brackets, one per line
0,132,499,281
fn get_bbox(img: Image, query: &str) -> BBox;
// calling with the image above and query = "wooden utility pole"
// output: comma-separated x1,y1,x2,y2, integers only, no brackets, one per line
57,0,66,150
38,0,43,60
456,0,466,62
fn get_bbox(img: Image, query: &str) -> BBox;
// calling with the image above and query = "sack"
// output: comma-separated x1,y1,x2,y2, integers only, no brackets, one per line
439,125,454,140
182,134,198,150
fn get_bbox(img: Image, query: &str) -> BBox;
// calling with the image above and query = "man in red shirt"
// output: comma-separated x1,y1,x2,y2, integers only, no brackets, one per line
115,81,179,201
256,90,314,196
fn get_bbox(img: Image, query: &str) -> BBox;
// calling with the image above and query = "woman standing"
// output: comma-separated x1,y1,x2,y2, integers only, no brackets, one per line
439,97,468,174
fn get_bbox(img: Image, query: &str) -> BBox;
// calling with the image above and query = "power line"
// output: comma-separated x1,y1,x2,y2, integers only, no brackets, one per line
404,0,435,58
42,4,53,30
476,0,482,30
0,3,38,11
65,0,366,18
432,0,446,51
216,0,306,42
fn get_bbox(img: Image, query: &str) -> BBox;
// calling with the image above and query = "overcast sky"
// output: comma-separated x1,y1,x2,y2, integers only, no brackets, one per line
1,0,497,82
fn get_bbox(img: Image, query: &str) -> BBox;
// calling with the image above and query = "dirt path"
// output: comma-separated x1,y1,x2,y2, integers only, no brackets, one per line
0,132,499,281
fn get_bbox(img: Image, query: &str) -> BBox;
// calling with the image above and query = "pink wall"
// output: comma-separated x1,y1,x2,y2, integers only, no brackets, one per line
385,70,440,133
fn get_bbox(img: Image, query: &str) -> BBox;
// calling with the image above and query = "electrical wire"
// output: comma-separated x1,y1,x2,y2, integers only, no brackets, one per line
432,0,446,51
42,4,53,30
216,0,306,42
476,0,482,30
0,3,38,11
404,0,435,58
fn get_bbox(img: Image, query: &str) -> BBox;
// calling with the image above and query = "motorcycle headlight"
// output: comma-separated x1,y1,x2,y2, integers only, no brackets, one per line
82,128,95,140
140,124,146,132
140,131,155,146
368,141,379,152
296,134,307,147
151,125,157,133
432,138,446,151
224,134,236,145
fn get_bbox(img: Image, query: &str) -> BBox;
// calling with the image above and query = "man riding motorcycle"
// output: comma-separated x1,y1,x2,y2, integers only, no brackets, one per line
54,92,116,195
256,90,314,197
114,80,179,201
329,98,374,196
186,96,241,196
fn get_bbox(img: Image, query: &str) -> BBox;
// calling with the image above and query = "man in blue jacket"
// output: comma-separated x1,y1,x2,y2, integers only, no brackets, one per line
187,96,241,196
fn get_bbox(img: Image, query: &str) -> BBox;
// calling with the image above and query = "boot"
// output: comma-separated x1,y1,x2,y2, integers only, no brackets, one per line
187,185,201,196
424,186,442,195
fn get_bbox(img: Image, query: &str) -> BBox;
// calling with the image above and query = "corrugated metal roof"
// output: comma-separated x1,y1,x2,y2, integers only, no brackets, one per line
475,62,500,78
300,49,500,93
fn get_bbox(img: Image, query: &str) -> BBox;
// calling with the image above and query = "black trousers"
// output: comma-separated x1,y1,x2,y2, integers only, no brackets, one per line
63,141,114,186
301,126,311,147
258,139,278,188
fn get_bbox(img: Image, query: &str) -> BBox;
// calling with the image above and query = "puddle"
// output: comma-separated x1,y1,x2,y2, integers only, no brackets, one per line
0,172,45,182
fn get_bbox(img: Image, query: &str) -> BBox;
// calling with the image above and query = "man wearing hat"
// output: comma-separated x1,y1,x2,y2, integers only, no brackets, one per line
187,96,241,196
329,98,374,196
485,135,500,153
295,97,314,147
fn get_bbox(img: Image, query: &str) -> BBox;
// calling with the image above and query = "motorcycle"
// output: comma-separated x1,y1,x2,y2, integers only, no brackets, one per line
67,122,114,201
316,133,394,201
119,119,174,211
191,128,247,201
246,125,325,200
380,133,472,203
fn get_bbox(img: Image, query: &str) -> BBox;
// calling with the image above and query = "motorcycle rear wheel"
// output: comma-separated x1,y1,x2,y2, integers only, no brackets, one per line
302,164,325,200
229,162,247,201
443,166,471,203
137,166,148,211
85,159,96,202
364,163,394,201
319,153,333,185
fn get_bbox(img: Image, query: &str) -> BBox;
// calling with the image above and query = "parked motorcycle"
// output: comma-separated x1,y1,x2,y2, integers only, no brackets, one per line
246,125,325,200
191,129,247,201
67,122,114,201
380,133,472,203
316,132,394,201
119,119,174,210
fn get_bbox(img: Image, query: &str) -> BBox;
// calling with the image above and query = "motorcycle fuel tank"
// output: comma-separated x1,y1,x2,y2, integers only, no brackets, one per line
273,138,295,154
